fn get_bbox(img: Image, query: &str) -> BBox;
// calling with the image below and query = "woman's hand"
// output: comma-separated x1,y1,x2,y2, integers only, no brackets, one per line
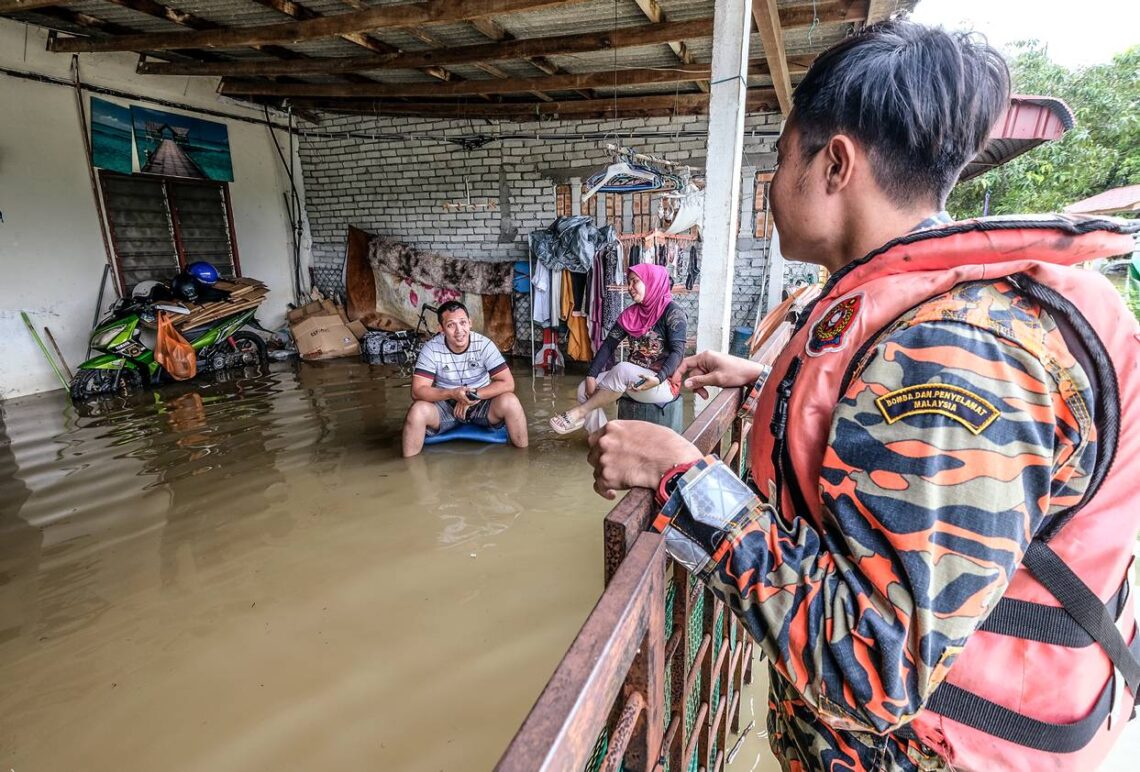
585,376,598,398
671,351,768,398
629,375,660,392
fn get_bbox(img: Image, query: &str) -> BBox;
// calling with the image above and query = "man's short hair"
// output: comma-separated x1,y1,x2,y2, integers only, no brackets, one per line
436,300,469,325
792,21,1010,207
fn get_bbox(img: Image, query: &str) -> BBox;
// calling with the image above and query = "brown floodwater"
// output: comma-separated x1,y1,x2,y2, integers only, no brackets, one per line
0,361,778,771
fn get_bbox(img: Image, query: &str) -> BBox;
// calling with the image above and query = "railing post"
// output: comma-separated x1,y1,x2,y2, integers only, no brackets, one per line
668,567,695,771
620,554,665,769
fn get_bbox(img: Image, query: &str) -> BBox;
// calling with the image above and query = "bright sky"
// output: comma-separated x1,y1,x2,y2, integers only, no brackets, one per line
909,0,1140,67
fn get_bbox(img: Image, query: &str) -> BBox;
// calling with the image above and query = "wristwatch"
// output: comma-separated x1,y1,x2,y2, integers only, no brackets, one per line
656,460,699,506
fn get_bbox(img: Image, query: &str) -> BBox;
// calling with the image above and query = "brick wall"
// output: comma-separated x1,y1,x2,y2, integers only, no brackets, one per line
297,112,789,351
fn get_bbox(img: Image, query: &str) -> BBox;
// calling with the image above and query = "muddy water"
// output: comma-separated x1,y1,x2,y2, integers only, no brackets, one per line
0,361,775,771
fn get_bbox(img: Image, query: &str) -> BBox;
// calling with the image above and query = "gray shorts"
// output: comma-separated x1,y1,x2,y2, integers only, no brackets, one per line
428,399,500,436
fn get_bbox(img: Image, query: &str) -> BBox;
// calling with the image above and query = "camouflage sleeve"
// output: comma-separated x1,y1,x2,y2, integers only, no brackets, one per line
657,317,1094,734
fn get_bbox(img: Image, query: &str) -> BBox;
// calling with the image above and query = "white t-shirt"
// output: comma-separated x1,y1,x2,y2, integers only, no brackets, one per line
413,332,507,391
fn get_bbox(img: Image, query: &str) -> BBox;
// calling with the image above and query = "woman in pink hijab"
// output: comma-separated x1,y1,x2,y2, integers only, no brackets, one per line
550,263,686,434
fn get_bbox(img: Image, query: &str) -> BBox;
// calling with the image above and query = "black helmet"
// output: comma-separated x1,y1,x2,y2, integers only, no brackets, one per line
171,274,199,303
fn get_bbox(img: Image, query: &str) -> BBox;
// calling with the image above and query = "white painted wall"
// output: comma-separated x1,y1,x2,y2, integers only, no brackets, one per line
0,19,305,400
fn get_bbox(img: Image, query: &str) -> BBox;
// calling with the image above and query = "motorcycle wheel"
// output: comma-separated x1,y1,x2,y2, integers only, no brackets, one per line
69,368,143,402
212,331,268,372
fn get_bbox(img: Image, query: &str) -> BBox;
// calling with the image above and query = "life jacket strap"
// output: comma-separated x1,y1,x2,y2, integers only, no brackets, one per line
1022,541,1140,697
924,632,1139,753
978,576,1130,648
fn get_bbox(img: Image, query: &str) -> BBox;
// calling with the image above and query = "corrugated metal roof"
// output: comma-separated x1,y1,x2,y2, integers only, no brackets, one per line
164,0,293,28
961,95,1077,181
1065,185,1140,215
286,37,376,58
3,0,919,117
66,0,184,33
552,46,686,73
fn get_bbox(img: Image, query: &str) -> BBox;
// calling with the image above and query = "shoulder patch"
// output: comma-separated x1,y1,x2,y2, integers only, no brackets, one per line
875,383,999,434
807,293,863,356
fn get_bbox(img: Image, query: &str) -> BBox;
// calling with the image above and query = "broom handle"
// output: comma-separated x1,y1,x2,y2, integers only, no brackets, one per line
21,312,69,390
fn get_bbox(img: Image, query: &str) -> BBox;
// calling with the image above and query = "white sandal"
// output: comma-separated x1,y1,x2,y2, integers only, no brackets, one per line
549,411,586,435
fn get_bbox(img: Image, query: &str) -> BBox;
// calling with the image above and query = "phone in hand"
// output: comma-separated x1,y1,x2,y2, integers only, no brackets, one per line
465,388,481,401
633,376,649,388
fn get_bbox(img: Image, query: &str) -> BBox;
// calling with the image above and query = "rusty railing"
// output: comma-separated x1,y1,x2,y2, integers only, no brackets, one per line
499,290,817,772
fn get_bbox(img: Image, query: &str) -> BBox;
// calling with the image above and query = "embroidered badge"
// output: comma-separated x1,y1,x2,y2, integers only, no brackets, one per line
807,293,863,356
875,383,999,434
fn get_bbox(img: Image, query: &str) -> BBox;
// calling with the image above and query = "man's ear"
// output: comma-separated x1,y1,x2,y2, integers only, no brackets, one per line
823,134,857,194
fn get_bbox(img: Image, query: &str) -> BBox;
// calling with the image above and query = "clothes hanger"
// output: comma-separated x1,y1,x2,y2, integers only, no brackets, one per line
582,160,662,202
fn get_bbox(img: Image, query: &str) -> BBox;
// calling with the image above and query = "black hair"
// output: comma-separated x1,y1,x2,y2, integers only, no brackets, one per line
792,20,1010,207
436,300,469,325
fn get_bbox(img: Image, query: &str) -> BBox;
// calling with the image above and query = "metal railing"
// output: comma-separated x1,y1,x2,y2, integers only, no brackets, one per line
499,291,817,772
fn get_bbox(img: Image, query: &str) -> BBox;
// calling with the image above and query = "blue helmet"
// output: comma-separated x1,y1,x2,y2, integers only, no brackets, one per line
186,261,220,285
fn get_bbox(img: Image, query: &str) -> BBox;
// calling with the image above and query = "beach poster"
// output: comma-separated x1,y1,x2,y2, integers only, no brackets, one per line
90,97,133,174
130,105,233,182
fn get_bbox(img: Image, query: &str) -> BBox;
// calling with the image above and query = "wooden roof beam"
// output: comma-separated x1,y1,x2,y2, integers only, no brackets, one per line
326,0,459,83
137,20,714,76
459,14,589,100
220,63,712,99
752,0,792,114
0,0,60,14
135,19,711,75
93,0,336,78
632,0,708,93
284,88,779,119
32,7,229,62
249,0,446,83
48,0,587,54
134,2,858,78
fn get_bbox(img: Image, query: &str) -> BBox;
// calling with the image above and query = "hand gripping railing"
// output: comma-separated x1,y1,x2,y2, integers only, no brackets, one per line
498,288,819,772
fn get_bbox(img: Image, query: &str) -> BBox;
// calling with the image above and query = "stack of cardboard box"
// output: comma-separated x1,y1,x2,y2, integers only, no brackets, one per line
287,292,366,361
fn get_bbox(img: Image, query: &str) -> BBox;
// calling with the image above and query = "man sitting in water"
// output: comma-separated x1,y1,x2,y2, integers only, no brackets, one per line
402,300,528,457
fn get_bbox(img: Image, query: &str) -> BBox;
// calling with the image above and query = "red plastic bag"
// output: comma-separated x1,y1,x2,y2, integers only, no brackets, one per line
155,311,197,381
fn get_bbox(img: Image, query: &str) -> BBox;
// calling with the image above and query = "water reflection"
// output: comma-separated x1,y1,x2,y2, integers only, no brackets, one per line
0,361,615,771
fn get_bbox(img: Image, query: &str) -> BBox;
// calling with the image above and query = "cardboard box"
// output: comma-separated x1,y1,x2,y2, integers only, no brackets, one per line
345,320,367,340
287,299,327,324
290,313,361,360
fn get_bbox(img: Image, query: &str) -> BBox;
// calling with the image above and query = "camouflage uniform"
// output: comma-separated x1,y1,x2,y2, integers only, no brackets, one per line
658,279,1097,771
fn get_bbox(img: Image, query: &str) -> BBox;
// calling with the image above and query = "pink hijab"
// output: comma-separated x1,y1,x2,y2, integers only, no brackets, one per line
618,263,673,338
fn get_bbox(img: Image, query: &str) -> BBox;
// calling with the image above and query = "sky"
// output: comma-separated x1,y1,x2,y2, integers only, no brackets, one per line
909,0,1139,67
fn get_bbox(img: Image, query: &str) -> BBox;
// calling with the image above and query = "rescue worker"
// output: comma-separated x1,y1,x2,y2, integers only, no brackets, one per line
586,21,1140,771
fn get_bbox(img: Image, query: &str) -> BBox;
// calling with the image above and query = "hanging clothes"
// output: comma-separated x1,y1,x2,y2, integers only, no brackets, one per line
686,244,700,290
628,244,642,266
589,251,606,353
549,268,563,328
561,270,592,362
570,271,589,314
531,261,552,325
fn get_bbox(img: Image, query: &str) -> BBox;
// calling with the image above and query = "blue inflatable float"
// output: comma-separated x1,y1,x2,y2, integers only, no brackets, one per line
423,423,509,446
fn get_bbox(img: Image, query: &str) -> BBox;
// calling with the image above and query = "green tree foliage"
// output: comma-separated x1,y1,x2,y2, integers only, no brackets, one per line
948,43,1140,218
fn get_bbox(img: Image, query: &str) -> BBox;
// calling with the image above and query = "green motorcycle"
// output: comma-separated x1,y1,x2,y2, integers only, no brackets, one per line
70,298,268,402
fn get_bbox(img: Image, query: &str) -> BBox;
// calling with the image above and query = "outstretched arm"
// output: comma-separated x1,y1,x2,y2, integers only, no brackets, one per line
654,319,1093,733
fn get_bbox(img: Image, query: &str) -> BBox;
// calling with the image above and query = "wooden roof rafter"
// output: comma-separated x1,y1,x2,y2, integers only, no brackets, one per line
47,0,590,54
632,0,708,93
87,0,380,86
0,0,905,119
219,63,715,99
282,88,780,119
135,18,716,77
128,1,861,79
751,0,793,114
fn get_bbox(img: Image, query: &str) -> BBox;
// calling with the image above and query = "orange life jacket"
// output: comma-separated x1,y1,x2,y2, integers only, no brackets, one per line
748,215,1140,770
